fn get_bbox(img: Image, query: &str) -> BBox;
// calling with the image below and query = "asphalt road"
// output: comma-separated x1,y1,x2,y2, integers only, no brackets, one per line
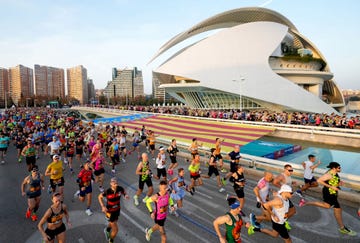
0,142,359,243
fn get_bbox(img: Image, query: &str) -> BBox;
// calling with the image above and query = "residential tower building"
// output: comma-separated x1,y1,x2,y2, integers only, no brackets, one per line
34,64,65,98
8,65,34,105
67,65,88,104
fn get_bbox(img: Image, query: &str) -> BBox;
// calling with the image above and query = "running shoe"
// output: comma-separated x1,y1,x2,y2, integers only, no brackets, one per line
26,209,31,219
31,213,38,221
142,196,149,203
122,158,126,163
299,198,306,207
221,178,227,186
247,225,255,235
85,209,93,216
133,195,139,206
73,190,80,199
219,187,226,193
18,158,22,163
239,210,246,217
145,227,152,241
189,188,194,196
173,211,179,217
295,189,303,198
284,220,292,231
1,160,5,164
104,227,110,241
111,169,116,174
99,186,104,193
220,168,227,173
256,202,261,208
47,185,52,194
339,226,357,236
249,213,261,228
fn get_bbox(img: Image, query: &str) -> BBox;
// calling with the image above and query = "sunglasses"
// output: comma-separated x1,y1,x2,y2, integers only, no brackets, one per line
287,169,294,172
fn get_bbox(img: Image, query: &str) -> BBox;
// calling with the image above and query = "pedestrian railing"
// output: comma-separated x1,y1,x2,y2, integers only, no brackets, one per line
77,106,360,192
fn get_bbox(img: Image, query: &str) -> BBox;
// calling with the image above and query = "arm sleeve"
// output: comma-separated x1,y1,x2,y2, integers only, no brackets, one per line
146,197,153,212
169,197,174,207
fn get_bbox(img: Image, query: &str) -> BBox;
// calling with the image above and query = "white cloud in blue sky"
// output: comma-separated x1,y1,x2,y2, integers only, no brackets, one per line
0,0,359,94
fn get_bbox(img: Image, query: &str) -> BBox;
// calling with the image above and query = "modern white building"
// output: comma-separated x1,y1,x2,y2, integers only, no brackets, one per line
150,7,345,114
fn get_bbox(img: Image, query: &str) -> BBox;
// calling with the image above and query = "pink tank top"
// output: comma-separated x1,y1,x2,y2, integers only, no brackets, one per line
155,192,169,220
94,158,104,171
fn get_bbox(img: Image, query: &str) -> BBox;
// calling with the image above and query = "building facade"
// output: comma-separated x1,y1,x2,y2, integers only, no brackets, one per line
150,7,345,114
0,68,9,107
67,65,88,105
8,65,34,105
104,67,144,100
87,78,96,103
34,64,65,98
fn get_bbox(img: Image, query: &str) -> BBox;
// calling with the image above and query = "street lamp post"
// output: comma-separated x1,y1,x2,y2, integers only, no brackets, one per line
232,76,245,112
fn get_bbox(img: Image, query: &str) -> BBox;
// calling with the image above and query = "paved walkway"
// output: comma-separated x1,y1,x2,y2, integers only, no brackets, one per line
1,142,359,242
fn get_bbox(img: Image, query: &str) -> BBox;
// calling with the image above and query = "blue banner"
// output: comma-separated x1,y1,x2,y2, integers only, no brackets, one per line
92,113,154,124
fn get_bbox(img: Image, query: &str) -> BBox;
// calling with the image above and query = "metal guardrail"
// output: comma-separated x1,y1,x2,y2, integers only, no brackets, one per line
75,106,360,137
77,106,360,192
153,138,360,191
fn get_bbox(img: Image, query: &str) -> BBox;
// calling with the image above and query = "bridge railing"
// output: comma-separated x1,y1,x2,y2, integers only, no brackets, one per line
77,106,360,192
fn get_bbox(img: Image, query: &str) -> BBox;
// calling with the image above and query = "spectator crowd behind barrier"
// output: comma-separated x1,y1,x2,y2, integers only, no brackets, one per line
84,104,360,129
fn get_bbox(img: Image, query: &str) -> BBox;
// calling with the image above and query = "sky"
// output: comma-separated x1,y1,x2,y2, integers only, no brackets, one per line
0,0,359,94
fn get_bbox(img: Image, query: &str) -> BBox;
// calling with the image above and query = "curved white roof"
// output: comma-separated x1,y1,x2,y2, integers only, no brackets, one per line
156,22,337,113
151,7,343,113
150,7,297,63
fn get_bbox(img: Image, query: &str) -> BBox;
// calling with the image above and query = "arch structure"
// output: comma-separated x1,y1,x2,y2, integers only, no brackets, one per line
150,7,344,113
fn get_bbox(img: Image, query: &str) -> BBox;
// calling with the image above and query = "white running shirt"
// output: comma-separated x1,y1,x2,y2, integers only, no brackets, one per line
303,160,314,179
271,195,289,225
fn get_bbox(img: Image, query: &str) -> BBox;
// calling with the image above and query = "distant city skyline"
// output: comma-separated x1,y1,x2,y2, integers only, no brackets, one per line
0,0,359,93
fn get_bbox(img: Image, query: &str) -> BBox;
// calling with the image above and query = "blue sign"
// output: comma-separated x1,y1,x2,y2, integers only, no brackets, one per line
92,114,154,124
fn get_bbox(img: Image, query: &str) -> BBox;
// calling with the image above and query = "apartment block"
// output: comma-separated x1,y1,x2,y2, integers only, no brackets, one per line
0,68,10,107
67,65,88,104
105,67,144,99
87,78,95,101
34,64,65,98
8,65,34,105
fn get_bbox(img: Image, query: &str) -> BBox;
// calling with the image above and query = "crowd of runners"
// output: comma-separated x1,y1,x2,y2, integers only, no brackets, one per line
1,106,358,242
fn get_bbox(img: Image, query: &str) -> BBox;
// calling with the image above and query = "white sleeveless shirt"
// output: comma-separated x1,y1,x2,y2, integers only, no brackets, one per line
271,195,289,224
